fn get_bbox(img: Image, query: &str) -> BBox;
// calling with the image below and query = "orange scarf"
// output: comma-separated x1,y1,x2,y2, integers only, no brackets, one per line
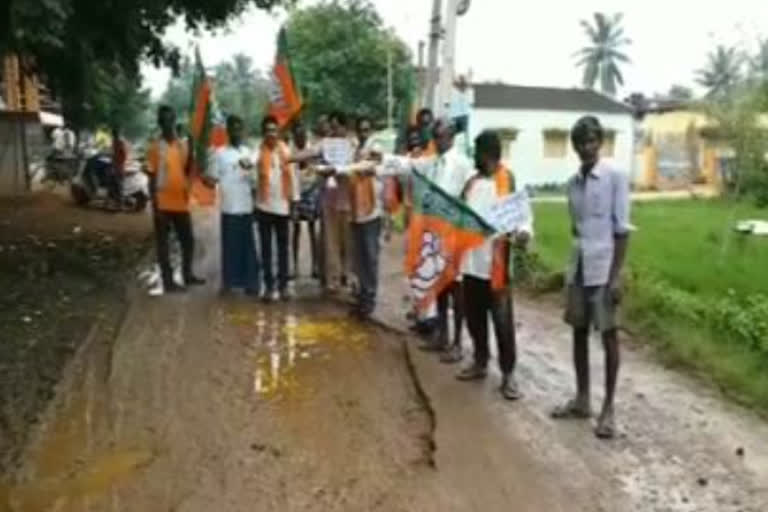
350,144,377,218
491,164,514,291
258,141,293,203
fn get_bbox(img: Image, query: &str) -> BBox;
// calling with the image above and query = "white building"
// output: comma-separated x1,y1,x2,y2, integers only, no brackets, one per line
468,83,635,188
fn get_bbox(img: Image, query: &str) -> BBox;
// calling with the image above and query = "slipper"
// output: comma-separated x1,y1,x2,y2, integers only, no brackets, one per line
501,380,522,401
439,345,463,364
551,399,592,420
594,415,616,440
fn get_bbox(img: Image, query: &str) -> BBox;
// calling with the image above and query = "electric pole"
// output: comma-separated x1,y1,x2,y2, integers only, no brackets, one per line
425,0,442,112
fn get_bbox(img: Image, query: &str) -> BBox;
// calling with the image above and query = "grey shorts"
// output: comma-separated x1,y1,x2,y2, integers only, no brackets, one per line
564,282,617,332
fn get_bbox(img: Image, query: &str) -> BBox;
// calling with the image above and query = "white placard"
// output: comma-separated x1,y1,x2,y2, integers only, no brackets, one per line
321,138,354,168
488,191,532,233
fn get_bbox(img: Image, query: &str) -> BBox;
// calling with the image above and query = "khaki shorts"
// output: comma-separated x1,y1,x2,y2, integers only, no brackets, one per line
564,282,617,332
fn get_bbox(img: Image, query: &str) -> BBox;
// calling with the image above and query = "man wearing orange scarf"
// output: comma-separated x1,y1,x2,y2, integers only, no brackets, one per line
145,105,206,294
457,130,531,400
346,116,383,318
254,115,299,302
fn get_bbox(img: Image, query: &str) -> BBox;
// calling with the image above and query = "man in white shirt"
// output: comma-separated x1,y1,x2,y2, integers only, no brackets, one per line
205,115,261,296
374,118,474,357
253,115,299,301
458,130,532,400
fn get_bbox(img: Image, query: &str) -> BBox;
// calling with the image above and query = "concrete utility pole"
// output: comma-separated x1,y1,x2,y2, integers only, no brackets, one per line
425,0,442,112
387,36,393,130
417,40,426,109
436,0,459,117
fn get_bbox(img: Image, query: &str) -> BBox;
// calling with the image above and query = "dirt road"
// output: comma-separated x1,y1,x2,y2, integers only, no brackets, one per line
2,207,767,511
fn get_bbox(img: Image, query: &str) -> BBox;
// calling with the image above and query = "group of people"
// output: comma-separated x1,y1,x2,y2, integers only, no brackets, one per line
143,103,631,440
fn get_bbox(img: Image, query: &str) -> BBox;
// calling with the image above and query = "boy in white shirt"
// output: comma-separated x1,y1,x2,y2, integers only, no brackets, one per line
457,130,532,400
253,115,299,301
205,115,261,296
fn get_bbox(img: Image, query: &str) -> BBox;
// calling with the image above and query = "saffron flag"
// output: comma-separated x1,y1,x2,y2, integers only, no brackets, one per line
406,170,496,310
267,28,302,128
188,47,216,206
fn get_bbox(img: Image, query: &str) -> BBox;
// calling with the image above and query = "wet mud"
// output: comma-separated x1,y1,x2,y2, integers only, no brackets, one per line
3,210,768,511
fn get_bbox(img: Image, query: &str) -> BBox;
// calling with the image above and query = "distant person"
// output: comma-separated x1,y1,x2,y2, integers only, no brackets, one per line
110,126,128,203
457,130,531,399
254,115,298,302
551,116,632,440
145,105,206,294
205,114,261,297
416,108,437,156
450,75,471,134
290,120,320,280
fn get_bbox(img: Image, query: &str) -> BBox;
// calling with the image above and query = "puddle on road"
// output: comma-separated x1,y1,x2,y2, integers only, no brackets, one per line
0,351,155,511
223,306,371,401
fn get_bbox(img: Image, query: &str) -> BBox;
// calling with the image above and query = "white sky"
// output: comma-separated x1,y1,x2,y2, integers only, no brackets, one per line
142,0,768,99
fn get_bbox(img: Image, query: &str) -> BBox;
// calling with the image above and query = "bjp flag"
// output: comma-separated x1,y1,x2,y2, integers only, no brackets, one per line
267,28,302,128
187,47,217,206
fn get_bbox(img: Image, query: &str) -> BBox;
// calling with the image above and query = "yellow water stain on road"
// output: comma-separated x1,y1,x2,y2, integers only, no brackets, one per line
0,449,155,512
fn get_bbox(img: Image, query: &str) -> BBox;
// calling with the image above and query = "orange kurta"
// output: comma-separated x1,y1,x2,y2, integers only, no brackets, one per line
146,139,189,212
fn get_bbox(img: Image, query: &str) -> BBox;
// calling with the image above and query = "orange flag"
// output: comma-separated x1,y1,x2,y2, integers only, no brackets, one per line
267,28,302,128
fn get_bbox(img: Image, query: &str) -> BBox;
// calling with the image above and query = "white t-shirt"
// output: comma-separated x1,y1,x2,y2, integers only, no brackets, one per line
463,175,534,280
253,148,299,216
210,145,254,215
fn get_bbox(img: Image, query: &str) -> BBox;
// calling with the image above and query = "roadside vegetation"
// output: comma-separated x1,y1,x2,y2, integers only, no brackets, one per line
518,198,768,412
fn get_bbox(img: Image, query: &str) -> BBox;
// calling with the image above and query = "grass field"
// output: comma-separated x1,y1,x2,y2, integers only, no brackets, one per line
531,198,768,411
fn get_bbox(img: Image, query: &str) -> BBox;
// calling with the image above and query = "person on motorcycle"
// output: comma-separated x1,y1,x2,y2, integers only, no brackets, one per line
109,126,128,206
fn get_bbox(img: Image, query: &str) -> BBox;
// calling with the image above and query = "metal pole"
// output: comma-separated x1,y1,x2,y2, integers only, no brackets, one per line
425,0,442,112
417,40,425,108
387,38,393,130
437,0,458,117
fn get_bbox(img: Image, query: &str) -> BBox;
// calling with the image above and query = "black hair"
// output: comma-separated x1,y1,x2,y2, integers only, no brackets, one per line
226,114,244,127
157,104,175,121
432,117,454,138
474,130,502,162
417,108,433,121
356,115,372,130
329,110,348,126
261,115,278,132
571,115,604,146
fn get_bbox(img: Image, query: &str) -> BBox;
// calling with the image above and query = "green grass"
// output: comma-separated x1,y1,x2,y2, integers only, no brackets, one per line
533,198,768,299
531,198,768,412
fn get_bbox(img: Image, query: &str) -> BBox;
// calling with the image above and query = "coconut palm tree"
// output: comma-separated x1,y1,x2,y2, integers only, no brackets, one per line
575,12,631,96
696,45,743,98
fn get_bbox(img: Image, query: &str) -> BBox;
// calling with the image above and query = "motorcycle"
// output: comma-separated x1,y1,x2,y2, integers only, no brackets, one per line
70,152,149,212
42,151,80,188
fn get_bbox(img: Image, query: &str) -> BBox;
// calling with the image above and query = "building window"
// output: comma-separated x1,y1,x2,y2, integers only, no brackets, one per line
542,129,568,158
495,127,518,161
601,131,616,157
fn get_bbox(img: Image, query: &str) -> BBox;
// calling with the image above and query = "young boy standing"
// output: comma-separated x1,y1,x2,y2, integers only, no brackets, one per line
551,116,632,439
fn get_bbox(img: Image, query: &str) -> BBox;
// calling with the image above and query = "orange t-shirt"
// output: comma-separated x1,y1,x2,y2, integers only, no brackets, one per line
146,139,189,212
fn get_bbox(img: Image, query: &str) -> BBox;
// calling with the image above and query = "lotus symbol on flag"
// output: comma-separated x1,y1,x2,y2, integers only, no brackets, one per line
409,231,447,301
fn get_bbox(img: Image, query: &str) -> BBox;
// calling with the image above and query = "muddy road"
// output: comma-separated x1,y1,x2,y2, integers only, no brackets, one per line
2,207,767,511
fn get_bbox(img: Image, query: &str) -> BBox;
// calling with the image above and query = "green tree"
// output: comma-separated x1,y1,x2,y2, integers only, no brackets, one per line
159,53,270,133
667,84,694,101
214,54,270,132
696,45,743,98
285,0,413,122
574,12,631,96
1,0,291,132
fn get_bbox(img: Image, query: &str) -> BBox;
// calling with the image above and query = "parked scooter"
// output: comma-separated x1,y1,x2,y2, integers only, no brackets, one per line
70,152,149,212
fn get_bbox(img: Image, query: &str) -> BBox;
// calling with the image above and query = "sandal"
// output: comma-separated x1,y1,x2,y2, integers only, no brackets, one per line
501,377,522,401
594,414,616,440
550,399,592,420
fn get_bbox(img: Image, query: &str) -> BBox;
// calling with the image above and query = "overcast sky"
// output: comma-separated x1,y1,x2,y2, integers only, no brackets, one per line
141,0,768,99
